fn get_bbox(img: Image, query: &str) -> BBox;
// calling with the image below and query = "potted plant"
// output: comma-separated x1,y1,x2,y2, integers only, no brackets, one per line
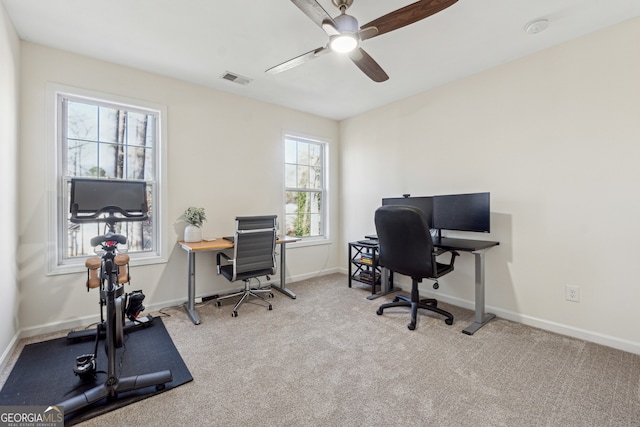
183,207,206,242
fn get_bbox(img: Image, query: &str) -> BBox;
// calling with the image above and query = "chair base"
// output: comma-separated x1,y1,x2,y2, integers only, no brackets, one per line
215,280,273,317
376,280,453,330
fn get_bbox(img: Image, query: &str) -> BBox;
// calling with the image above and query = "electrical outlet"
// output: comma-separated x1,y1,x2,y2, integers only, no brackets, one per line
565,285,580,302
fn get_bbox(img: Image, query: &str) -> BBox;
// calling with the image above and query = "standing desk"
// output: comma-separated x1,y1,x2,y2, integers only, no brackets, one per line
432,237,499,335
179,236,300,325
371,236,499,335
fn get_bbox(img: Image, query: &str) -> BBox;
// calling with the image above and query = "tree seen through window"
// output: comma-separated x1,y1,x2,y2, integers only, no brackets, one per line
284,136,325,238
64,98,157,259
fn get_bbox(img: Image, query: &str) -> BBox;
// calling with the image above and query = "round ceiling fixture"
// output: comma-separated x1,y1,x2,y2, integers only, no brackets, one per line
525,18,549,35
330,34,358,53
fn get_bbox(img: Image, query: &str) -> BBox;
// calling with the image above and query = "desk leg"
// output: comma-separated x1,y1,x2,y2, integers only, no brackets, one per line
272,243,296,299
185,251,201,325
366,267,400,300
462,249,495,335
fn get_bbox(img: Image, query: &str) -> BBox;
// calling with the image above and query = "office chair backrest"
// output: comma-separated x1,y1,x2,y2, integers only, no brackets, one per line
232,215,277,280
374,205,435,279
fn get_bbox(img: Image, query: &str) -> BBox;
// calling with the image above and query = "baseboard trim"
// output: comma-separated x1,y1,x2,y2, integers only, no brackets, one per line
5,269,341,358
11,268,634,367
0,330,21,375
488,305,640,356
370,273,640,355
286,267,340,283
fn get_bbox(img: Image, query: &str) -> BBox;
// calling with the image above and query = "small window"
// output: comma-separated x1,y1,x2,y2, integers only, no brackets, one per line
284,134,327,239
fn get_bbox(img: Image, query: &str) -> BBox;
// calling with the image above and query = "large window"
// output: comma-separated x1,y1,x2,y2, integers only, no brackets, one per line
284,134,327,239
48,86,166,273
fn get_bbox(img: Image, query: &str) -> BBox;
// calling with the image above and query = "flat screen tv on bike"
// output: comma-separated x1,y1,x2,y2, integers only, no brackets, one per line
70,178,147,221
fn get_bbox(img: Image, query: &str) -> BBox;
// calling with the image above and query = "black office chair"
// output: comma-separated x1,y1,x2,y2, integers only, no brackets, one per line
374,205,459,330
216,215,278,317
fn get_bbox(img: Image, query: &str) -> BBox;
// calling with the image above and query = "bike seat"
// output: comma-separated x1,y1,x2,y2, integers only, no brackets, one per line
91,232,127,247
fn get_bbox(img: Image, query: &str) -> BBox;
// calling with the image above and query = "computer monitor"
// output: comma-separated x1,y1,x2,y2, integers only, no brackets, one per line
70,178,147,220
432,192,490,233
381,195,434,229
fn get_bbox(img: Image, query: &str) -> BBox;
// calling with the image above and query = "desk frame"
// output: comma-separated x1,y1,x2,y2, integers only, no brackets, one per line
431,237,499,335
464,247,496,335
369,236,498,335
179,236,300,325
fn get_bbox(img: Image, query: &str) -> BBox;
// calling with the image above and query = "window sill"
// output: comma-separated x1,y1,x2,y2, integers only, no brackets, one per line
286,238,332,249
47,254,168,276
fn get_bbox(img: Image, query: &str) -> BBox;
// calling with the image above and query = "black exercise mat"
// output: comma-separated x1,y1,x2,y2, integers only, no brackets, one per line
0,317,192,425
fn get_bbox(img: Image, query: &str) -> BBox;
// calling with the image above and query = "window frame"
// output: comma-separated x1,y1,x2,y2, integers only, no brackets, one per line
46,84,168,275
283,133,329,242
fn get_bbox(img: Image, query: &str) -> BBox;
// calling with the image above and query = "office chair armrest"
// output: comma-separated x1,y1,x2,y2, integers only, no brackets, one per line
433,247,449,256
431,249,459,277
432,249,459,267
216,252,232,274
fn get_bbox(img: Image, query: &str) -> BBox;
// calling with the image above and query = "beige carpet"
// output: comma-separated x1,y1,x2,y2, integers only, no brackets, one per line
3,273,640,426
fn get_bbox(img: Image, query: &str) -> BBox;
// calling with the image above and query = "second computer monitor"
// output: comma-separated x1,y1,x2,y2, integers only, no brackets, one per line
432,192,490,233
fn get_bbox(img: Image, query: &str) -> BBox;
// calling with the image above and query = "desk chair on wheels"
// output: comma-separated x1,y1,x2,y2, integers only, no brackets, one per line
374,205,459,330
216,215,278,317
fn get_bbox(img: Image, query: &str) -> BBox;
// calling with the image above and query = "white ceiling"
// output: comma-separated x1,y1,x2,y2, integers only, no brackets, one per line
3,0,640,120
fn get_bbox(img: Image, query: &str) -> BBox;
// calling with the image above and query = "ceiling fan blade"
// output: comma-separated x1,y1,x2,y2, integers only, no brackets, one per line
358,26,379,42
322,19,340,36
265,46,330,74
348,48,389,82
361,0,459,39
291,0,338,31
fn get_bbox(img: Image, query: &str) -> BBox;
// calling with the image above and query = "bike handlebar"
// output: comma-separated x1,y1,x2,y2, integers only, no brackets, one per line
70,205,148,224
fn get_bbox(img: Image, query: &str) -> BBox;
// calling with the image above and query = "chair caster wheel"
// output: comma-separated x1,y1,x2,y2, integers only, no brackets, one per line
215,301,221,307
445,318,453,325
231,311,238,317
156,383,166,391
408,323,416,330
392,297,400,303
269,293,274,298
376,308,383,315
433,282,439,289
268,305,272,310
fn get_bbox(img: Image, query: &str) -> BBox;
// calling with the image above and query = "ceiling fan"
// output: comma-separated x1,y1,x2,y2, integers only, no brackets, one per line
266,0,459,82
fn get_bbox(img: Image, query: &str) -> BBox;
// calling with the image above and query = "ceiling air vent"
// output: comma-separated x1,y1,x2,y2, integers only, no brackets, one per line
220,71,252,86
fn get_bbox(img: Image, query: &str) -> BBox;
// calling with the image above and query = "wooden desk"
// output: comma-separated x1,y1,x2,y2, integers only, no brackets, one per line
179,236,300,325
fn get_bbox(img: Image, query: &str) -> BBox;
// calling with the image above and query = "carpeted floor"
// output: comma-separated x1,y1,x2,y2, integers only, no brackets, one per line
2,273,640,426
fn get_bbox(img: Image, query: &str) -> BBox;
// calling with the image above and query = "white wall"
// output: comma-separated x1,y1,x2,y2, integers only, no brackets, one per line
339,17,640,354
5,15,640,364
16,42,340,337
0,2,20,369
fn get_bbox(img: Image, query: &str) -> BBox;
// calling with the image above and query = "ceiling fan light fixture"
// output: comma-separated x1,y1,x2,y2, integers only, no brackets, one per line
330,33,358,53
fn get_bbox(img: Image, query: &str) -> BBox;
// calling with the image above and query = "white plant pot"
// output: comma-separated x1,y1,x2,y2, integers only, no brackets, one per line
184,224,202,243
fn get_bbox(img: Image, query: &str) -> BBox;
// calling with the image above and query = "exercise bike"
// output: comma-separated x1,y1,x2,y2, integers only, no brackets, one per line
66,245,153,343
57,178,172,416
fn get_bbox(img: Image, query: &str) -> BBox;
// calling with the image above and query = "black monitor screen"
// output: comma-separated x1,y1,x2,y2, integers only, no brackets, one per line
382,196,433,229
432,192,490,233
70,178,147,215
